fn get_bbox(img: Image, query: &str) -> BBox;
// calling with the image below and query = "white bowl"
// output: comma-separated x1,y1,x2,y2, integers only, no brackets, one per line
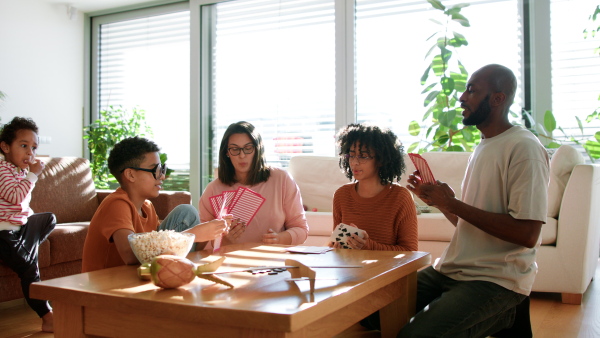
128,231,195,264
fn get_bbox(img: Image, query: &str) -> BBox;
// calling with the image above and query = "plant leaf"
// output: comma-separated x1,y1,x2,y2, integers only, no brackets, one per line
408,121,421,136
421,65,432,85
543,110,556,133
427,0,445,11
407,142,419,153
421,82,438,94
441,77,455,95
424,90,440,107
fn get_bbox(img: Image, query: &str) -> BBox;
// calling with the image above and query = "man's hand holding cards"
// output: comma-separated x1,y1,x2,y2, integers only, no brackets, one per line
408,153,436,184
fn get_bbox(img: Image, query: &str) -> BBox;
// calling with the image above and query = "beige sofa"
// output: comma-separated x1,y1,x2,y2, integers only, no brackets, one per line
289,145,600,304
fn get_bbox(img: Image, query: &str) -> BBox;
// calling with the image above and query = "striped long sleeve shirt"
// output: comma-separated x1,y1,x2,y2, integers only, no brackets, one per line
0,160,37,230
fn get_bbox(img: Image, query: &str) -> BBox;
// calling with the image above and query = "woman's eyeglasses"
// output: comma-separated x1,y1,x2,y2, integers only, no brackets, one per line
344,154,374,164
228,145,255,156
121,163,167,179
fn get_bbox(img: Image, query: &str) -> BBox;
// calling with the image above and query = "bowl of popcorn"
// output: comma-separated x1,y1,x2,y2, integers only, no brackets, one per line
128,230,195,264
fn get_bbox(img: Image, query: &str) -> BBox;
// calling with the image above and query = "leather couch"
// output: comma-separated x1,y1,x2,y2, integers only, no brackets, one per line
0,157,191,303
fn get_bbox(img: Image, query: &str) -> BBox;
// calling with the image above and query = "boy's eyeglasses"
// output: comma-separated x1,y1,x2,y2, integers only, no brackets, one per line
121,163,167,179
228,145,255,156
344,154,374,164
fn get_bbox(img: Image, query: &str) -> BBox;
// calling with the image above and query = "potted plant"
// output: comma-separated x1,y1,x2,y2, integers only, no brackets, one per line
84,105,153,189
408,0,476,153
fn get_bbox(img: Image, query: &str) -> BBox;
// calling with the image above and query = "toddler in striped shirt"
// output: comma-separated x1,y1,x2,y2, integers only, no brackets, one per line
0,117,56,332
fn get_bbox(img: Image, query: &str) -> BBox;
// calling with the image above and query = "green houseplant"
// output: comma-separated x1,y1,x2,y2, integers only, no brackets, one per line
408,0,476,153
84,105,153,189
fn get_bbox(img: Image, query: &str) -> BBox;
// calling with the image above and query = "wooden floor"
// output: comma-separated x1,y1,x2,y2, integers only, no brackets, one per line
1,259,599,338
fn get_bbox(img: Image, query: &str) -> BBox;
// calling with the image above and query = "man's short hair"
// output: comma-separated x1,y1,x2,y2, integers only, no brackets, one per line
108,136,160,183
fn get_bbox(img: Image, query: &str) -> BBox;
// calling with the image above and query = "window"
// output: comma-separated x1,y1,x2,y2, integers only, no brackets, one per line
89,0,600,200
198,0,523,177
550,0,600,134
355,0,522,147
201,0,336,174
91,3,190,190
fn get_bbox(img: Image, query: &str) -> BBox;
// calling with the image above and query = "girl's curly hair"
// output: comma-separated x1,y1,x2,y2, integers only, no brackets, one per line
336,123,405,185
0,117,39,155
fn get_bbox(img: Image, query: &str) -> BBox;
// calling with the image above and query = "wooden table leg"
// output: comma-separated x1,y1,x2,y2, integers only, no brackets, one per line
53,301,86,337
379,271,417,338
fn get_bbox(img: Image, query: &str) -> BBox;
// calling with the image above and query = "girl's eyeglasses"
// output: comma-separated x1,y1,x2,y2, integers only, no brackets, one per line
344,154,374,164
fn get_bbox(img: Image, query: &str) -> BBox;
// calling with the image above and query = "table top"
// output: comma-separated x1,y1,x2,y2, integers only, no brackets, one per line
32,244,430,331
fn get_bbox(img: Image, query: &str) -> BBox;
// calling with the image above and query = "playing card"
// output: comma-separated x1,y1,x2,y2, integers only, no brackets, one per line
227,187,266,226
329,223,366,249
408,153,436,184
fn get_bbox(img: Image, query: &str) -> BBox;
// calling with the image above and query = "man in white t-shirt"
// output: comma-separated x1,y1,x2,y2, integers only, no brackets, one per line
400,64,549,337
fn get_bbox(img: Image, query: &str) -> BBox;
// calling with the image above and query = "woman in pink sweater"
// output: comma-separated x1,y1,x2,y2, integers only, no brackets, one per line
331,123,418,251
199,121,308,248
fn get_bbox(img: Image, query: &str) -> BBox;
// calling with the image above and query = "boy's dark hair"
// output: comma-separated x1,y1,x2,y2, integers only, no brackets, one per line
0,117,39,155
108,136,160,183
218,121,270,186
336,123,406,185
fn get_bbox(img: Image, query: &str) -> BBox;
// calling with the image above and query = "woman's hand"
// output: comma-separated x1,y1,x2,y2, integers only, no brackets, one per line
224,218,246,243
262,229,280,244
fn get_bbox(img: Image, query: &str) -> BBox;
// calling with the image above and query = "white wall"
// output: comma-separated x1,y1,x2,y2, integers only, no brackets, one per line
0,0,84,157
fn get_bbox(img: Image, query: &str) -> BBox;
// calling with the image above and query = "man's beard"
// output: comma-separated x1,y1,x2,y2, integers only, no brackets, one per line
463,95,491,126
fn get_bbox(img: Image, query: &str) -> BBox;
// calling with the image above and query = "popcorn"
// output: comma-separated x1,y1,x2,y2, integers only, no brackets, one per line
128,230,195,264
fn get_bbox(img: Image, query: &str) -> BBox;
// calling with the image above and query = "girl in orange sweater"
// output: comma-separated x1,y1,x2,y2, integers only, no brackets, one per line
330,123,418,251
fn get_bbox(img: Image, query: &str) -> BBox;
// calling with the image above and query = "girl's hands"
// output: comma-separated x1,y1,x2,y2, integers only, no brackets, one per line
29,158,44,176
346,230,369,249
224,218,246,243
328,224,369,250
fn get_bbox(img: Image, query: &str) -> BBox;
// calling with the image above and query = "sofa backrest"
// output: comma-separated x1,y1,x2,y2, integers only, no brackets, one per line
289,152,472,213
31,157,100,223
288,156,349,212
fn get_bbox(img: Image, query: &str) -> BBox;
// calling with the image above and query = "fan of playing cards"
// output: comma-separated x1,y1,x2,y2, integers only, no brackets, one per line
209,187,266,251
408,153,436,184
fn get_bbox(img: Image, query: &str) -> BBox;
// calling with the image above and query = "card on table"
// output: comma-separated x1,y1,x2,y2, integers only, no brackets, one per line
408,153,436,184
329,223,366,249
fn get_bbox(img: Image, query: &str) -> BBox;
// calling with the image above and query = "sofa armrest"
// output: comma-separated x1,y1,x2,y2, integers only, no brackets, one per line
149,191,192,220
95,189,192,220
96,189,113,204
534,164,600,295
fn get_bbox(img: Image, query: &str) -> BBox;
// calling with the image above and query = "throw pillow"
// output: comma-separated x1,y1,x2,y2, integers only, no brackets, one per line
547,145,584,218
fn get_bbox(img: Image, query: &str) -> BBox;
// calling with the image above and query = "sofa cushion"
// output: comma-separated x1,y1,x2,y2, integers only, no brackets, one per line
541,217,557,245
47,223,89,265
289,156,349,212
305,211,334,236
547,145,584,218
31,157,99,223
417,213,456,242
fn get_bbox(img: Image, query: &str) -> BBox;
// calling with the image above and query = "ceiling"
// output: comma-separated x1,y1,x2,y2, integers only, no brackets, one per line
42,0,160,13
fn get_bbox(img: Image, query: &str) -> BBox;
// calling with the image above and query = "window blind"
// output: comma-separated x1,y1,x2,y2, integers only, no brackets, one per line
209,0,336,168
93,7,191,187
550,0,600,135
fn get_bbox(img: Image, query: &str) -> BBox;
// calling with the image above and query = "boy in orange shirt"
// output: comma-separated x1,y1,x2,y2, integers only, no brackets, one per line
0,117,55,332
82,136,228,272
